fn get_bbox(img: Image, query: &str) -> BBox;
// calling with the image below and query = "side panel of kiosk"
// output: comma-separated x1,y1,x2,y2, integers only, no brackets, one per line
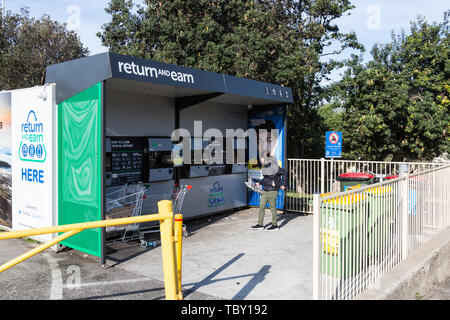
9,85,57,242
58,83,103,257
247,104,287,210
0,91,12,230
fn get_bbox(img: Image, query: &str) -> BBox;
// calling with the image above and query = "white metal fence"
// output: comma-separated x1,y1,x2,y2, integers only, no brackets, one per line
312,164,450,300
286,158,444,214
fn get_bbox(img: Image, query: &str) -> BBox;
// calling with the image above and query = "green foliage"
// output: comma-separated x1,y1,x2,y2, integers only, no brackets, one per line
0,8,88,90
98,0,363,158
330,13,450,161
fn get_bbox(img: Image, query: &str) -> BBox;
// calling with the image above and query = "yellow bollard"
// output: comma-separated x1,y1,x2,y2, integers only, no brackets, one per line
158,200,178,300
174,213,183,300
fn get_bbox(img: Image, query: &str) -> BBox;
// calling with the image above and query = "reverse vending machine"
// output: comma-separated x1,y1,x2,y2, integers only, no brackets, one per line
183,138,210,178
147,137,174,182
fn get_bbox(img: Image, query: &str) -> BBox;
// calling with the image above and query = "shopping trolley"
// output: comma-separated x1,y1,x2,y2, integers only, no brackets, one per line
104,182,191,248
104,182,147,243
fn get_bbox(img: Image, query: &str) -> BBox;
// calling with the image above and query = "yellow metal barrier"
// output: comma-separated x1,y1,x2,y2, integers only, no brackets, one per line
0,199,183,300
174,213,183,300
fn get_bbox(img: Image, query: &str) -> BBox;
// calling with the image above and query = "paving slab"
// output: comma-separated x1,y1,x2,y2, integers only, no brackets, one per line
106,208,314,300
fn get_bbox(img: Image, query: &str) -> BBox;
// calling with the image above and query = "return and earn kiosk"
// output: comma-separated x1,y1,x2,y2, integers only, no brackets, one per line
0,52,293,263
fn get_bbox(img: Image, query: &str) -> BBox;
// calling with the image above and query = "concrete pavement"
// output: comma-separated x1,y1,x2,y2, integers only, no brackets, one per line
1,208,447,301
107,208,313,300
0,231,218,300
0,208,313,300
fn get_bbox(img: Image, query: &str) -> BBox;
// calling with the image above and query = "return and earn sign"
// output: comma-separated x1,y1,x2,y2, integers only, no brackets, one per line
325,131,342,158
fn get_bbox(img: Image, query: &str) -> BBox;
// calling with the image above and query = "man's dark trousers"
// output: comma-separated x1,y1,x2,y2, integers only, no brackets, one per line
258,190,278,226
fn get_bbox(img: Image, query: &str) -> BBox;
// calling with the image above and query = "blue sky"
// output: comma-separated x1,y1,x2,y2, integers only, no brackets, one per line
3,0,449,82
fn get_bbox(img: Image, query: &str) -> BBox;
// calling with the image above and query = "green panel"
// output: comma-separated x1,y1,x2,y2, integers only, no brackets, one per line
58,83,102,257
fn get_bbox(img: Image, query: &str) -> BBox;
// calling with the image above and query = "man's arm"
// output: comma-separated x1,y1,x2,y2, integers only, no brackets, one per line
279,167,287,189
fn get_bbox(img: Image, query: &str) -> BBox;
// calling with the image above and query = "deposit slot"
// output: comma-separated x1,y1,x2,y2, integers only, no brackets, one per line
148,137,174,182
184,138,210,178
231,136,248,174
204,138,227,176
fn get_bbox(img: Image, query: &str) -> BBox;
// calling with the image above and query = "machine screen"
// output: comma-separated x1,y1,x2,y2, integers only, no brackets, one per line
106,137,147,186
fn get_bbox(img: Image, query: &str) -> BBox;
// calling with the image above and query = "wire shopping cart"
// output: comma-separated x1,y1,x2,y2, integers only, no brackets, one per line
104,182,191,247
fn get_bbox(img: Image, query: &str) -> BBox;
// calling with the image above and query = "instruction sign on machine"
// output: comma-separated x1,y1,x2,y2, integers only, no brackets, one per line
325,131,342,158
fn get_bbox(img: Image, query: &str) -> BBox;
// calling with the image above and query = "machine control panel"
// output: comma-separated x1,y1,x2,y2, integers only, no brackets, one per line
105,137,147,186
148,137,174,182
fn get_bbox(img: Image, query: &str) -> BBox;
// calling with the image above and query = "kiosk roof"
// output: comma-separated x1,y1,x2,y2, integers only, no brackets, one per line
45,52,293,105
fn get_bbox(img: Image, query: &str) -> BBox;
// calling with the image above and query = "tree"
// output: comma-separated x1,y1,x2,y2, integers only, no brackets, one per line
98,0,363,158
0,8,88,90
331,13,449,161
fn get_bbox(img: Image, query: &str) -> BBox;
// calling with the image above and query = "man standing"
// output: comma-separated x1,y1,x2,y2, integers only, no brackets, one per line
251,155,287,231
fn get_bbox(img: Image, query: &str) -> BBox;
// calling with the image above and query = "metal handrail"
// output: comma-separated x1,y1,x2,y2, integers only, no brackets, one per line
0,200,183,300
312,163,450,300
319,163,450,201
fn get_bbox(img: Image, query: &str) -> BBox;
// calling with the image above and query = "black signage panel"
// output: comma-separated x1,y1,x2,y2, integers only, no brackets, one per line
224,74,293,103
109,53,227,93
47,52,294,104
107,137,147,185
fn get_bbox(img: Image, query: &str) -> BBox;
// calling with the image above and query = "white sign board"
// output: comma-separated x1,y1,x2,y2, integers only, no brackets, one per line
11,85,56,242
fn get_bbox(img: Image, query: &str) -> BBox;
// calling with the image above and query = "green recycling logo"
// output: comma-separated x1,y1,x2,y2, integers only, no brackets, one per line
207,181,225,207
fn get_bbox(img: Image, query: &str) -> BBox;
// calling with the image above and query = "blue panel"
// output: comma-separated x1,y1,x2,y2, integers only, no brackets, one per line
247,105,287,210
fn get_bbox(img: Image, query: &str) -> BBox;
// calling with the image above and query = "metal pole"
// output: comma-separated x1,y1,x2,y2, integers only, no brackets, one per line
174,213,184,300
312,193,321,300
401,174,409,260
330,158,334,192
0,229,82,273
0,212,172,240
158,200,178,300
320,158,325,194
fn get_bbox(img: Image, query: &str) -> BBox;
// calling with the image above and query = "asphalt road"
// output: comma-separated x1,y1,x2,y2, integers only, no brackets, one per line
0,236,219,300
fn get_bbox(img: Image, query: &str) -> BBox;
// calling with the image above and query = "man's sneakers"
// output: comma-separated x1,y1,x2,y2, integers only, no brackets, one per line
251,224,279,231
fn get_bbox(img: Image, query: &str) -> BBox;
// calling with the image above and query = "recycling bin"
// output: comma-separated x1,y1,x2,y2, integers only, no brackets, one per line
337,173,375,191
386,174,419,216
365,185,393,259
320,193,368,278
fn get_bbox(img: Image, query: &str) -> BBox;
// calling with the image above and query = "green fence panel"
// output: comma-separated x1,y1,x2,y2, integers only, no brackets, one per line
58,83,102,257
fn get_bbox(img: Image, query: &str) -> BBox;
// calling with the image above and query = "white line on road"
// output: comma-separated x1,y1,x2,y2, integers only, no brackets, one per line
44,253,63,300
63,278,153,289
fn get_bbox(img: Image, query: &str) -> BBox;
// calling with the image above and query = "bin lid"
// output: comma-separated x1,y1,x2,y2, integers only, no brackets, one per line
386,175,424,181
366,185,393,195
322,193,367,205
336,172,375,181
346,184,362,190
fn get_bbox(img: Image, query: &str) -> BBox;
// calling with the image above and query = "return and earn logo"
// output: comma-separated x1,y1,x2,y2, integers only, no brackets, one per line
19,110,47,163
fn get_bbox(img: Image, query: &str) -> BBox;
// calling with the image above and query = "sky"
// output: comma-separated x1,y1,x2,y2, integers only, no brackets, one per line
2,0,449,82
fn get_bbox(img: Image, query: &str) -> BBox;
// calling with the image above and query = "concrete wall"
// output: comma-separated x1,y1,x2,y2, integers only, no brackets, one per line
356,226,450,300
